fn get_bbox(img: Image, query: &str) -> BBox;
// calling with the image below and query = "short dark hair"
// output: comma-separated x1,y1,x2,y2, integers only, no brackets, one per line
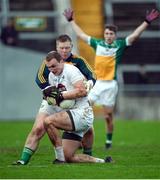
46,51,62,62
105,24,118,33
56,34,72,43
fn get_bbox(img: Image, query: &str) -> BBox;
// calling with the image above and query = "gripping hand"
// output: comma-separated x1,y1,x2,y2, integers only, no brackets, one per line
63,8,74,22
43,86,57,98
43,86,64,105
145,9,159,24
83,79,94,93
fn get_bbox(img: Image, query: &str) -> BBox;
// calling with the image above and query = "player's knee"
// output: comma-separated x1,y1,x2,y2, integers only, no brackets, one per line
86,127,94,135
104,113,109,120
104,113,112,122
63,151,72,163
64,155,71,163
63,148,74,163
44,117,52,129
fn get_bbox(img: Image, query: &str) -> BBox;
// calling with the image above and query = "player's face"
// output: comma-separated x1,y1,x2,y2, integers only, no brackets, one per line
56,41,73,60
104,28,116,44
46,58,64,76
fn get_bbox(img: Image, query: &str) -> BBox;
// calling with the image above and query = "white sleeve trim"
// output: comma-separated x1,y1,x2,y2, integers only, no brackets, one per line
87,36,91,45
125,36,132,46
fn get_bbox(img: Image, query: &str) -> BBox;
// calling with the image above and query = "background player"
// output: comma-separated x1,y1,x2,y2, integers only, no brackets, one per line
63,8,159,149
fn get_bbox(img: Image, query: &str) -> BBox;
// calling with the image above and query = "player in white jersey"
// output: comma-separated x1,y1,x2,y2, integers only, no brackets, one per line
41,51,113,163
63,8,160,149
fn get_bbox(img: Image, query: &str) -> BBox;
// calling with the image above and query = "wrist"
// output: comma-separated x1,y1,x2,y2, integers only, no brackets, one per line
68,17,73,22
60,93,64,101
145,19,151,24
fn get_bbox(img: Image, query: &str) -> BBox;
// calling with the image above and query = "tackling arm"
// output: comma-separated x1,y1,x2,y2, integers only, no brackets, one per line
77,57,96,84
35,60,50,90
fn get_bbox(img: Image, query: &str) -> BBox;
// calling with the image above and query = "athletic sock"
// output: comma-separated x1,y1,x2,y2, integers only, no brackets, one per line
54,146,65,161
83,148,92,156
20,147,34,164
95,158,105,163
106,133,112,144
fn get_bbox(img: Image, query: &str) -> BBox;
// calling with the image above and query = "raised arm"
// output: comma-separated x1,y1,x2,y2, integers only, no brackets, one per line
63,8,89,43
127,9,159,45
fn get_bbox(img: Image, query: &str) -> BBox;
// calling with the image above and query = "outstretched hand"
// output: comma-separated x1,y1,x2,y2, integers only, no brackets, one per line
145,9,160,24
63,8,74,22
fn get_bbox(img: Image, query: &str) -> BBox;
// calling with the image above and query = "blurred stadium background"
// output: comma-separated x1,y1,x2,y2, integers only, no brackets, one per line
0,0,160,120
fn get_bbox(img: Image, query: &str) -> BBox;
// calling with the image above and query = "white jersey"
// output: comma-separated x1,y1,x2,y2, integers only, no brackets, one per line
48,64,89,108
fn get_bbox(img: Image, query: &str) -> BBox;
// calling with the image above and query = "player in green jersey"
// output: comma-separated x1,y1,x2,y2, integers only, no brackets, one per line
63,8,159,149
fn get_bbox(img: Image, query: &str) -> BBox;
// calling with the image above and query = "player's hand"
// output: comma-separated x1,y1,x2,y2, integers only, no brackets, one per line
145,9,160,24
83,79,94,93
43,86,57,98
63,8,74,22
43,86,64,105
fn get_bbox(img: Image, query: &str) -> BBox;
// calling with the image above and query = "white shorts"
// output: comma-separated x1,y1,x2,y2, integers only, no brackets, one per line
88,80,118,107
39,100,93,138
39,100,63,115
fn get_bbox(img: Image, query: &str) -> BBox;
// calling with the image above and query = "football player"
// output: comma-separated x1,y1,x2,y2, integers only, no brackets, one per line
63,8,160,149
13,35,96,165
42,51,112,163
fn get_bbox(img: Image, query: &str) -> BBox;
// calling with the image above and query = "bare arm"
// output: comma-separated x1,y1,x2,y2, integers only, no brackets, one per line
127,21,149,45
43,80,87,106
127,9,159,45
63,8,89,43
62,80,87,100
70,21,89,42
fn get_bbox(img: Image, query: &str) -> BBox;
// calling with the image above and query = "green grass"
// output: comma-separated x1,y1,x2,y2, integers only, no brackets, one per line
0,119,160,179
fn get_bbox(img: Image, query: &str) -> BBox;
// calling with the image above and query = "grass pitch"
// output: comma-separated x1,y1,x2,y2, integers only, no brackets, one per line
0,119,160,179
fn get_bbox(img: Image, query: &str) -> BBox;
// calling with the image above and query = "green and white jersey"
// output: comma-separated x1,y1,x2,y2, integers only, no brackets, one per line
88,37,130,80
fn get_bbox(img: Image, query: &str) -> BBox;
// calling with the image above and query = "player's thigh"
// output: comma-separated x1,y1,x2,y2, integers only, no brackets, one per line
70,107,93,132
46,111,73,131
100,81,118,106
63,139,81,161
88,80,118,105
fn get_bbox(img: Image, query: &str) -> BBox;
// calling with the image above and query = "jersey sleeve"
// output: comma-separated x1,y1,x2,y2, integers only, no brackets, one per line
67,65,84,85
125,36,132,46
88,36,101,50
35,60,50,90
76,57,96,84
